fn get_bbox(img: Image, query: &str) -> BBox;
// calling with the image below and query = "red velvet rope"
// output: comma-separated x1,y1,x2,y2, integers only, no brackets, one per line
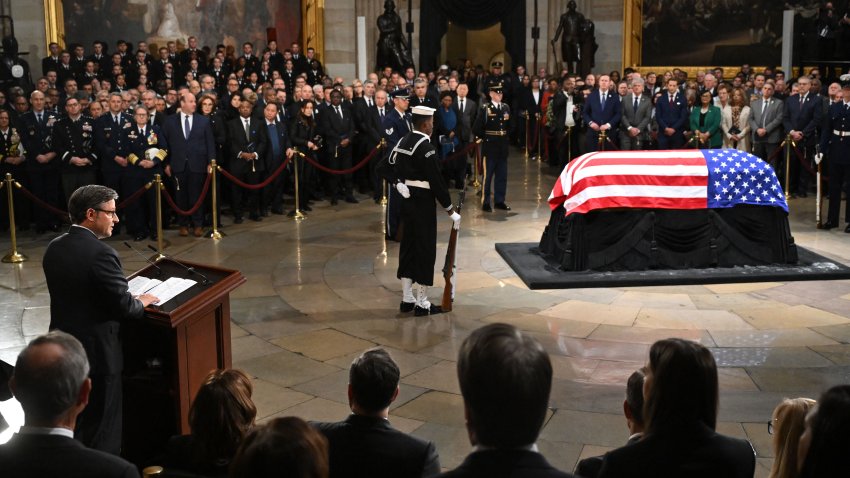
116,182,153,210
160,172,212,216
786,142,829,182
441,141,479,163
217,156,292,190
14,183,68,218
300,144,381,174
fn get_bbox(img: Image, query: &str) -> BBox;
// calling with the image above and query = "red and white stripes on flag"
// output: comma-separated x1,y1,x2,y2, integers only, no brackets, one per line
548,150,710,215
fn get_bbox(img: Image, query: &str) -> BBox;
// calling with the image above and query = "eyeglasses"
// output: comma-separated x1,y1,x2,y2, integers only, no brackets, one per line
94,208,118,218
767,419,776,435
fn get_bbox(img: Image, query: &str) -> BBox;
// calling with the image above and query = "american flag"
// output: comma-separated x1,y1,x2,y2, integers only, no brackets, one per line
548,149,788,216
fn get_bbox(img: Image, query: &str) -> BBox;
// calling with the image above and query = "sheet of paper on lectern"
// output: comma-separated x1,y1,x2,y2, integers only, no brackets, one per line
129,276,196,305
128,276,162,296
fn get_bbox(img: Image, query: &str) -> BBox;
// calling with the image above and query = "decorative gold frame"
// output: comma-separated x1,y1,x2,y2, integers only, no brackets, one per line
43,0,65,49
302,0,325,62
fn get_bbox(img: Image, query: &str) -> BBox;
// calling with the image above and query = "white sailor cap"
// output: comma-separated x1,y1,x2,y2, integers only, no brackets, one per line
411,105,436,117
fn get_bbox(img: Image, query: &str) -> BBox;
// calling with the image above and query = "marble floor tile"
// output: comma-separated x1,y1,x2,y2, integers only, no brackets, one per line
611,291,697,309
271,328,376,361
230,335,285,363
810,344,850,365
635,308,753,331
742,421,774,458
588,324,714,346
735,305,850,330
538,440,585,475
268,397,352,424
704,282,783,294
409,422,472,470
710,347,834,368
746,366,850,393
400,360,461,395
539,301,641,327
236,349,341,388
708,328,840,348
392,390,465,427
250,379,314,420
324,345,442,378
539,409,630,448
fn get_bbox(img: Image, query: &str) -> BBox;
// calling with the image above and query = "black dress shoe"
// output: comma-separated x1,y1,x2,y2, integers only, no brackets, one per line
845,224,850,233
414,304,443,316
233,216,244,224
261,209,270,217
249,213,263,222
330,198,339,205
482,204,492,212
495,203,511,210
345,196,359,204
134,233,147,242
822,221,837,230
399,301,415,313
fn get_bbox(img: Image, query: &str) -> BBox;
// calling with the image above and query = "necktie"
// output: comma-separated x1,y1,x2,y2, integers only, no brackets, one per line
336,106,343,119
141,127,145,137
244,118,250,141
669,94,674,106
601,93,606,107
379,108,384,118
113,114,119,125
184,114,190,139
633,97,639,112
460,99,464,112
37,113,42,125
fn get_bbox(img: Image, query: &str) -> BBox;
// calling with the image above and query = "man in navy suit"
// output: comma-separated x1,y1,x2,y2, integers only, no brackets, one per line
655,78,689,149
313,348,441,478
1,331,140,477
783,75,822,197
440,323,574,478
261,101,294,215
582,75,622,152
818,81,850,232
162,92,216,237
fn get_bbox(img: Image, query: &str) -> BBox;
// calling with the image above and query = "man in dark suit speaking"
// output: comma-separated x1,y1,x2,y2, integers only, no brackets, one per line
0,331,140,477
313,348,440,478
43,185,158,454
162,91,216,237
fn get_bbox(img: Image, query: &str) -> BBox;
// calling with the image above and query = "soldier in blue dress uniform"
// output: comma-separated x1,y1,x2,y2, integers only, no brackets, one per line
819,81,850,233
121,106,167,241
473,81,514,212
378,88,412,240
20,90,61,233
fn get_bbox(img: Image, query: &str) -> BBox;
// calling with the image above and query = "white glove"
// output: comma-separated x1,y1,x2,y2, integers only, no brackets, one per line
396,182,410,198
145,148,159,161
450,211,461,230
814,152,823,165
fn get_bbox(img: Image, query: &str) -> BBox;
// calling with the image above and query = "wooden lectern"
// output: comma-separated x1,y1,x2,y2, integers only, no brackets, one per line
121,258,245,464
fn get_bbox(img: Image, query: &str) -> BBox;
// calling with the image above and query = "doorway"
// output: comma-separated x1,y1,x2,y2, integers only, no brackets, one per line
441,22,509,70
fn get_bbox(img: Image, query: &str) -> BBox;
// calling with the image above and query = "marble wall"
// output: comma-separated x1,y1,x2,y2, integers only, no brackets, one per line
9,0,47,76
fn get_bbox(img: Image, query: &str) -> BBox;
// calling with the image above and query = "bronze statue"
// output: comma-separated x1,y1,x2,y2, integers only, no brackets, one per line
376,0,413,71
551,1,596,77
0,36,33,95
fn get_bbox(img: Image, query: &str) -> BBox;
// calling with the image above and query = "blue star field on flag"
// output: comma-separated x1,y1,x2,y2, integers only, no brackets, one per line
704,149,788,213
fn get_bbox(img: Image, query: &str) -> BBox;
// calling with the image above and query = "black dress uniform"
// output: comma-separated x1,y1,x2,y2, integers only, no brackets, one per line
0,126,30,231
95,112,133,215
20,110,61,232
379,89,413,240
391,127,454,315
819,86,850,232
473,82,514,211
52,114,98,198
121,123,167,240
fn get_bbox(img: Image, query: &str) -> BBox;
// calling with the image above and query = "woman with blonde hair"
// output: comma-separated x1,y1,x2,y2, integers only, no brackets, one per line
721,86,751,152
768,397,816,478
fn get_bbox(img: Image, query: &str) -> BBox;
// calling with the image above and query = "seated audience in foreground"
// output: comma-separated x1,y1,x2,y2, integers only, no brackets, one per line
575,368,646,478
0,331,139,478
230,416,328,478
160,369,257,477
440,323,575,478
798,385,850,477
767,397,816,478
597,338,755,478
312,347,440,478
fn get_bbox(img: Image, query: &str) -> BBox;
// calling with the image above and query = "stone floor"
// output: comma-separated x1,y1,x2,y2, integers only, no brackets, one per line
2,150,850,476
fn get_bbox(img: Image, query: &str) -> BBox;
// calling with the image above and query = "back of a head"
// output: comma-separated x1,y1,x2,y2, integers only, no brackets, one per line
229,416,328,478
12,331,90,424
800,385,850,477
189,369,257,465
625,367,647,429
769,397,816,478
349,348,400,414
644,338,718,435
457,323,552,448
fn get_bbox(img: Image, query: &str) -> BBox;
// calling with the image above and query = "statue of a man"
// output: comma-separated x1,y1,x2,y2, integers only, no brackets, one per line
0,36,33,95
551,1,595,77
376,0,413,71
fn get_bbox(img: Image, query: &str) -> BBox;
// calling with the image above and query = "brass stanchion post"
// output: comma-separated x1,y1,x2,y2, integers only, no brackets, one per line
1,173,26,263
566,126,573,164
379,139,388,205
471,139,482,188
153,174,166,260
289,150,306,220
598,129,607,151
209,160,224,239
783,134,792,200
524,112,530,160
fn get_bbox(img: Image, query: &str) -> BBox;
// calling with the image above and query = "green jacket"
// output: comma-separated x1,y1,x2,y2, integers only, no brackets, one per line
689,105,722,149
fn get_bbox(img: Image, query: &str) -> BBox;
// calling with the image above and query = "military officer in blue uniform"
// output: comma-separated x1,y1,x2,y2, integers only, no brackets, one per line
121,106,168,241
52,95,99,198
473,81,514,212
818,81,850,233
94,92,133,233
390,105,460,316
378,88,413,240
20,90,62,233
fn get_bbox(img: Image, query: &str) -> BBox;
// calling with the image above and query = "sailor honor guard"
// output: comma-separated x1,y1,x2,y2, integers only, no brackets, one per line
392,105,461,316
378,88,413,241
473,81,514,212
818,81,850,233
122,106,168,241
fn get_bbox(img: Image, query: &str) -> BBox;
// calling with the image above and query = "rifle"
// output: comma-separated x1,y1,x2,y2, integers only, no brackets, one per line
441,190,465,312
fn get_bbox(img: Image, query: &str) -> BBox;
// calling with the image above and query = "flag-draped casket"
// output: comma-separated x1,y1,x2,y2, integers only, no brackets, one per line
539,150,798,271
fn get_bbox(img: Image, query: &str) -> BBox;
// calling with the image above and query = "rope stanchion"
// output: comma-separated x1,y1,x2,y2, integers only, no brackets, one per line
14,183,68,218
786,141,829,181
153,174,165,258
440,140,479,164
209,160,223,239
161,172,212,216
300,144,381,175
116,182,153,210
2,173,26,263
217,156,292,190
524,113,530,160
289,150,307,220
470,140,482,188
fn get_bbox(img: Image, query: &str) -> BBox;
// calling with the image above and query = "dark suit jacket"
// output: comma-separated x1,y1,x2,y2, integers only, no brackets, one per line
227,116,268,174
262,120,292,170
0,433,139,478
596,424,755,478
319,104,356,153
44,226,144,375
655,92,689,134
94,112,133,174
782,93,822,145
313,414,440,478
582,89,622,130
439,449,574,478
162,112,215,173
575,434,641,478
